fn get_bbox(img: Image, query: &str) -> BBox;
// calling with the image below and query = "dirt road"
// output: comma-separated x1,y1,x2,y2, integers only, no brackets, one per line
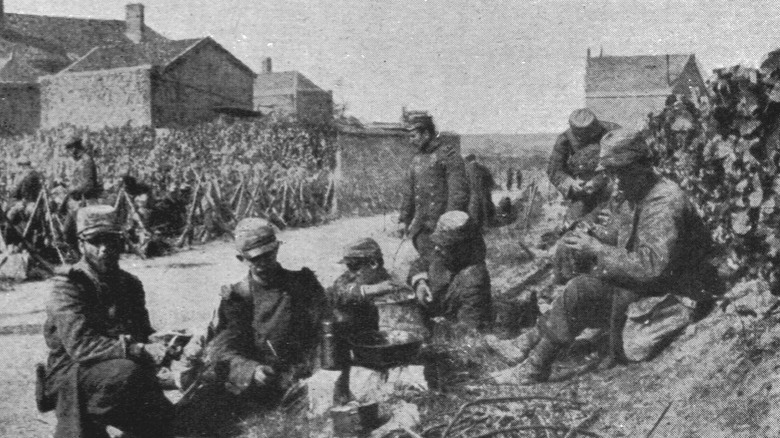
0,213,417,437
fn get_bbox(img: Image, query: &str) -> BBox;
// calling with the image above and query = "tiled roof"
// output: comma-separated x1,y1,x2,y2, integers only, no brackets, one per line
65,38,203,72
255,71,326,95
586,54,694,94
3,13,169,59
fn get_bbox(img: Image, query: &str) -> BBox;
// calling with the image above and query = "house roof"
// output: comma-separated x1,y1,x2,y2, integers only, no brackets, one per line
255,71,327,95
3,12,169,59
0,52,43,82
63,37,255,76
586,54,695,94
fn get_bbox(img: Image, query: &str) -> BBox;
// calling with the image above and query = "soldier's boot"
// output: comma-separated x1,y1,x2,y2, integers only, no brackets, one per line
484,327,541,365
490,337,561,385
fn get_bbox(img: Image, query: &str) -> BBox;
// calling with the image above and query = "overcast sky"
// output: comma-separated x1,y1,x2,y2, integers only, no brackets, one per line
13,1,780,133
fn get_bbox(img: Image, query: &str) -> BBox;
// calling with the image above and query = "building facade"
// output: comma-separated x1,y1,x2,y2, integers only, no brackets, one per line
254,58,333,124
585,52,707,128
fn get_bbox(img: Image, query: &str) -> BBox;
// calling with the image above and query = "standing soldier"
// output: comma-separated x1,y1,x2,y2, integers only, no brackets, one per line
61,133,102,253
506,168,514,190
547,108,619,223
464,154,497,229
40,205,174,437
7,158,43,228
399,114,469,275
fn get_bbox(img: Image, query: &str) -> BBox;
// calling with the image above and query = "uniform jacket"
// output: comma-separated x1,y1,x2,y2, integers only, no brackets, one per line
205,267,326,395
466,161,496,229
43,260,154,437
410,237,492,330
12,169,43,202
547,121,620,198
399,139,470,237
69,154,101,200
593,176,716,300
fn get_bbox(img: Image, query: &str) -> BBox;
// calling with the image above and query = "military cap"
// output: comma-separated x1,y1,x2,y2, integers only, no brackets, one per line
431,211,477,247
63,131,84,149
234,217,280,258
568,108,599,129
596,129,651,171
77,205,122,238
338,237,383,263
406,114,436,133
16,158,31,166
464,153,476,162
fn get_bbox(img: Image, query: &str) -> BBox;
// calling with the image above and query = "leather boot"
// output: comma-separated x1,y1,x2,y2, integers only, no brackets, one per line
490,337,561,385
484,327,540,365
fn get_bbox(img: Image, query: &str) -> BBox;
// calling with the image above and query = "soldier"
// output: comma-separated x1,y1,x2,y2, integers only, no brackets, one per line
61,133,102,253
410,211,492,331
464,154,497,229
7,158,43,228
492,129,719,384
547,108,619,223
399,114,469,272
178,218,326,435
41,205,174,438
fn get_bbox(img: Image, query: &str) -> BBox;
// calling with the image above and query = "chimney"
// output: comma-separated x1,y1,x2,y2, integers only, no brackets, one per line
586,48,591,59
262,57,272,73
125,4,145,44
599,46,603,57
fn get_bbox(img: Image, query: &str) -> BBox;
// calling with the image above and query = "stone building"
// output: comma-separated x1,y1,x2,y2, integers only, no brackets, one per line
0,2,255,132
254,57,333,124
585,51,707,128
41,37,255,128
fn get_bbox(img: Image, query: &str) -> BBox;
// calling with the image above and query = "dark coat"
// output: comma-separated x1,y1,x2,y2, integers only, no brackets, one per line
547,121,620,198
466,161,496,229
399,139,470,238
205,268,326,396
69,154,101,200
43,260,154,437
12,169,43,202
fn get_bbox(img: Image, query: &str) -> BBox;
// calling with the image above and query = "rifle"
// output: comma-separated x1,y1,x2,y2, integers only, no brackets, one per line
0,203,57,274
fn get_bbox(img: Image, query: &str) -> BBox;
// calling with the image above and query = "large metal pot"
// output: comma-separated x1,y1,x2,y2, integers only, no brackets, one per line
348,329,423,369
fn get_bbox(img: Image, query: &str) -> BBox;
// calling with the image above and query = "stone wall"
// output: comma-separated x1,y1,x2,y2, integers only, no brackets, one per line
40,66,153,129
153,41,254,127
296,89,333,124
0,83,40,134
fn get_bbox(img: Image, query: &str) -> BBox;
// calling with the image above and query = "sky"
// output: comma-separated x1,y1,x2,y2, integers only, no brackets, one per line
11,0,780,133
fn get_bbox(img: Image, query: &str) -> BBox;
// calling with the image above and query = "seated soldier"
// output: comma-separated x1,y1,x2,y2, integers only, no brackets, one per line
410,211,492,332
7,158,43,227
492,129,719,384
176,218,326,435
41,205,174,438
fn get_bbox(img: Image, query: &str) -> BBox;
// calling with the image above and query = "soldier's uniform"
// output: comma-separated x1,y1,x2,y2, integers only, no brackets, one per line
494,129,718,384
399,117,469,264
41,206,173,438
547,108,619,222
410,211,492,331
7,159,43,228
465,155,497,230
177,218,326,435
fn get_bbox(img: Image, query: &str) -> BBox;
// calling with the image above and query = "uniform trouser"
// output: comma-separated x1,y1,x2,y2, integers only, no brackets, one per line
539,275,640,358
55,359,174,438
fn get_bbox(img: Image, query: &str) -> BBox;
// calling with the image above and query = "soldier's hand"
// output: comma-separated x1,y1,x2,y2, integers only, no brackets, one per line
253,365,276,387
562,229,601,256
142,343,168,366
415,281,434,305
595,209,612,226
568,179,585,197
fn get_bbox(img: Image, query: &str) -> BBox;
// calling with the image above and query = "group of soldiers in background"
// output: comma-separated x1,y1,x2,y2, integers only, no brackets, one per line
35,104,724,437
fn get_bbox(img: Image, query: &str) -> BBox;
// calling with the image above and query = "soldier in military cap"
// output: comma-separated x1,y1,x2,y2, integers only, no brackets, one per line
464,153,497,229
61,132,102,253
179,218,326,434
547,108,620,223
409,211,492,331
399,114,470,276
41,205,174,438
492,129,719,384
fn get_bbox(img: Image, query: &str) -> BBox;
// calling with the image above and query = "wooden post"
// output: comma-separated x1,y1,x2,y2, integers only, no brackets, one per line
176,175,203,248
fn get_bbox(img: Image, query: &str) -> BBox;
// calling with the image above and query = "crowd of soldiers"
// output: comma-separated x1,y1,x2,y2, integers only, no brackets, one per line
35,108,723,437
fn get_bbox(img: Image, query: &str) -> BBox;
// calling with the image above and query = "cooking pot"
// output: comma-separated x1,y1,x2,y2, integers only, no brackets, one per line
349,329,423,369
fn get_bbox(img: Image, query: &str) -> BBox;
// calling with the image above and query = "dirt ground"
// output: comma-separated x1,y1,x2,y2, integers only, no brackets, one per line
5,188,780,437
0,213,419,437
